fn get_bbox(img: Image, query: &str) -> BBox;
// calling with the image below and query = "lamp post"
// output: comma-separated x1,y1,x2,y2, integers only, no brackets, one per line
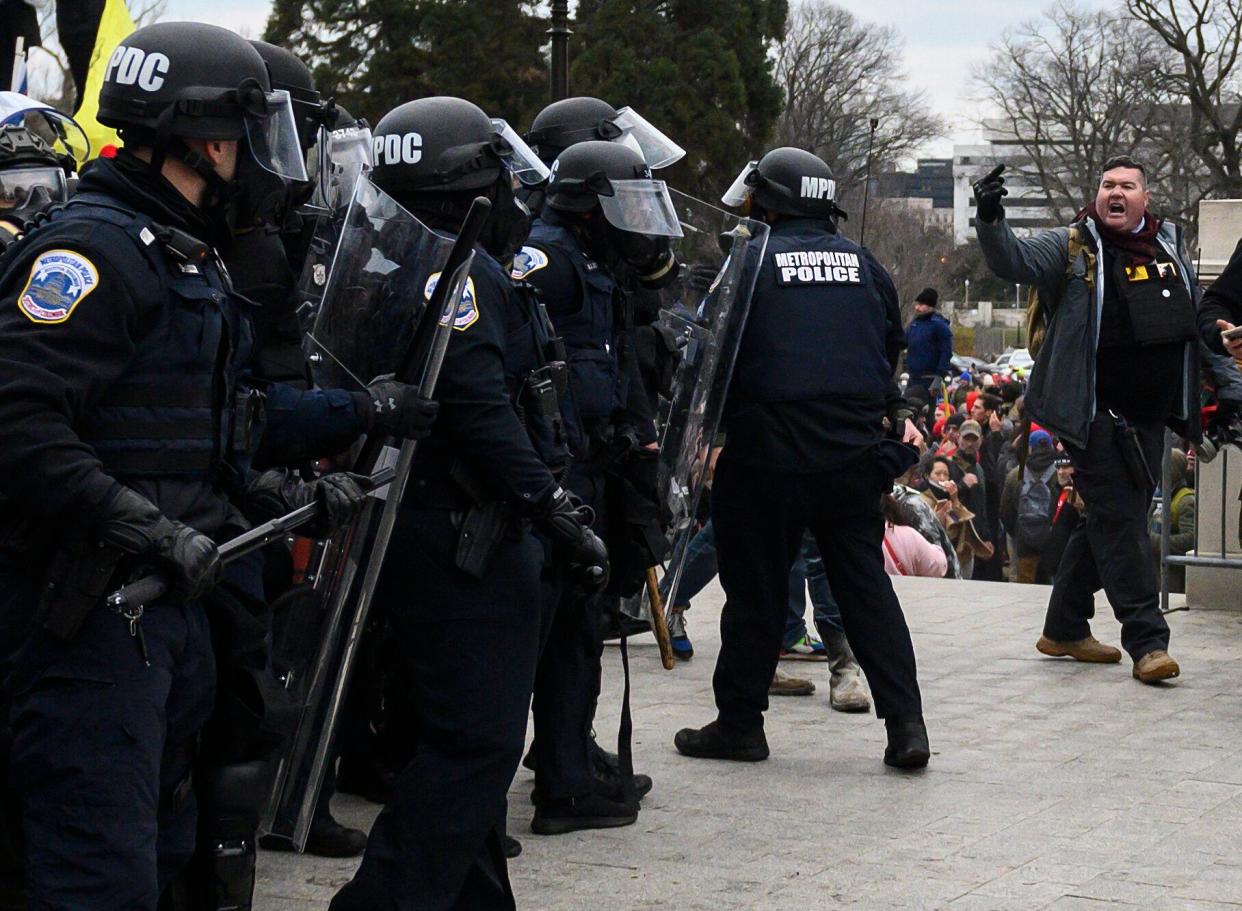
549,0,571,102
964,278,971,309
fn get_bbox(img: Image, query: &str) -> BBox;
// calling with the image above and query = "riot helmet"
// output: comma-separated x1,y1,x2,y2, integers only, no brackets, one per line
306,104,373,213
545,140,682,285
250,40,330,153
371,96,546,262
0,93,88,217
96,21,307,216
526,96,684,169
721,147,846,223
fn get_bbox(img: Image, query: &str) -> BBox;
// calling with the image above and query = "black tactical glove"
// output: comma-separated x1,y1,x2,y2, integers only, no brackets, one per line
684,263,721,295
537,488,610,592
354,375,440,440
97,484,220,601
243,469,369,538
972,164,1008,225
8,184,56,226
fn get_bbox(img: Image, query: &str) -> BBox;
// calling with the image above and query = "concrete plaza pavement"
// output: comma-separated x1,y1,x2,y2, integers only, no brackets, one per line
257,576,1242,910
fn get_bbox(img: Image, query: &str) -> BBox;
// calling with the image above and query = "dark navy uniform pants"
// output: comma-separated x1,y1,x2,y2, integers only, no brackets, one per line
710,454,923,736
531,463,606,801
0,563,215,910
331,506,543,911
1044,412,1171,660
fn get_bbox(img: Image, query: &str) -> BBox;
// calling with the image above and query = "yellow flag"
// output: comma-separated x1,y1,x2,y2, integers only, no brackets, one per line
75,0,137,159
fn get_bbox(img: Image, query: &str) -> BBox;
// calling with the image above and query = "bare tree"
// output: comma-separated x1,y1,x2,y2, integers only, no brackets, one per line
1128,0,1242,198
971,0,1203,225
859,199,957,319
773,0,943,202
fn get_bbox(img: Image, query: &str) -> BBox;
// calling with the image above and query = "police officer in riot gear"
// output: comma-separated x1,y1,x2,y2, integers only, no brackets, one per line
329,96,607,911
673,147,930,769
512,139,685,833
0,93,88,247
0,21,369,910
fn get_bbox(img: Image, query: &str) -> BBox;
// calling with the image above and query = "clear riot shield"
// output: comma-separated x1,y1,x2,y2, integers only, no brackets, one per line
263,178,474,850
643,190,769,617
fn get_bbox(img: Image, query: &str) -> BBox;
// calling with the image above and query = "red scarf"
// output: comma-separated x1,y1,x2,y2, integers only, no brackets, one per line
1075,202,1162,265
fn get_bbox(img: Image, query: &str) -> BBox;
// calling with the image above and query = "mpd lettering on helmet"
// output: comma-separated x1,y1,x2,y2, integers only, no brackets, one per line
773,250,861,286
799,176,835,200
374,132,423,165
104,46,170,92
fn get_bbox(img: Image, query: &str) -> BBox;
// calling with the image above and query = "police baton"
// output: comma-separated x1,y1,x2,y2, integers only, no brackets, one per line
105,465,398,611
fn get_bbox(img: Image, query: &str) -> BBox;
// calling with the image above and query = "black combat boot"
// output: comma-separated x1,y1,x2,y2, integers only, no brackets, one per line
883,714,931,770
673,720,769,762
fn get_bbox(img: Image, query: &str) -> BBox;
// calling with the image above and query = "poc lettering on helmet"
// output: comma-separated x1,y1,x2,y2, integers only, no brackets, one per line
374,132,422,165
104,45,170,92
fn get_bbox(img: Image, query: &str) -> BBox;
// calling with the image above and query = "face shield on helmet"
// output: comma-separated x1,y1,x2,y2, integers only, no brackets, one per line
240,87,309,182
490,119,549,186
609,107,684,169
597,178,683,237
721,160,758,207
0,91,90,167
307,122,374,211
0,166,68,210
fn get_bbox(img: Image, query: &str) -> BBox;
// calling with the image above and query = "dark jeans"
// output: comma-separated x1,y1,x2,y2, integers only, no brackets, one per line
331,506,543,911
1044,411,1170,660
0,564,214,910
710,454,923,735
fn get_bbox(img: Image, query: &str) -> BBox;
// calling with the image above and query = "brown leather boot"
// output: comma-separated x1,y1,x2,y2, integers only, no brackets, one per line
769,669,815,696
1036,635,1122,663
1133,649,1180,683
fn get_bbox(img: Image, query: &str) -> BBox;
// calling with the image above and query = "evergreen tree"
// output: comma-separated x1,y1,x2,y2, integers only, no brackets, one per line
569,0,788,199
264,0,549,129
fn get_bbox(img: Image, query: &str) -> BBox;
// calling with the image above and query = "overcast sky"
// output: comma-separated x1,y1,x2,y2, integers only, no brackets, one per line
159,0,1117,157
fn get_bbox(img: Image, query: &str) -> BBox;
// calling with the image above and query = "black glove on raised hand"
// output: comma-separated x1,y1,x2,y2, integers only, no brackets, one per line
354,376,440,440
97,484,220,601
972,164,1008,225
244,469,369,538
537,488,610,592
685,263,721,295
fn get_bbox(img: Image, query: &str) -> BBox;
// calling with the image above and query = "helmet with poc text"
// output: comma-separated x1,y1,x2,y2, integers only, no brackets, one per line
96,22,306,186
721,147,846,221
371,97,548,262
371,97,546,196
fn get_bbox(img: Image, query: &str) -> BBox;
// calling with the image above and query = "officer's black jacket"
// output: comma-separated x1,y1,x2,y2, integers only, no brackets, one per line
722,217,905,473
408,245,561,514
0,155,250,542
514,210,654,457
1200,237,1242,356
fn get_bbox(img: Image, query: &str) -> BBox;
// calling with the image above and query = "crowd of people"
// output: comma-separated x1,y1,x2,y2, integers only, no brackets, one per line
2,17,1242,911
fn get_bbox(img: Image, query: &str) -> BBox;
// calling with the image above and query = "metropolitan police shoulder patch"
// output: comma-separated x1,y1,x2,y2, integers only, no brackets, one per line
510,246,549,280
17,249,100,324
424,272,480,332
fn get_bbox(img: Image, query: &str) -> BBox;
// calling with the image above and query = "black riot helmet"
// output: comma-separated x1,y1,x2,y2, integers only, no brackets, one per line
545,140,683,284
250,40,332,153
372,97,548,262
526,96,685,169
96,22,307,195
721,147,846,222
0,94,90,219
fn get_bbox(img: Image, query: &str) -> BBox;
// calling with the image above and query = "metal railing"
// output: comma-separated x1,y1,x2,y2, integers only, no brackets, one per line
1159,428,1242,613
